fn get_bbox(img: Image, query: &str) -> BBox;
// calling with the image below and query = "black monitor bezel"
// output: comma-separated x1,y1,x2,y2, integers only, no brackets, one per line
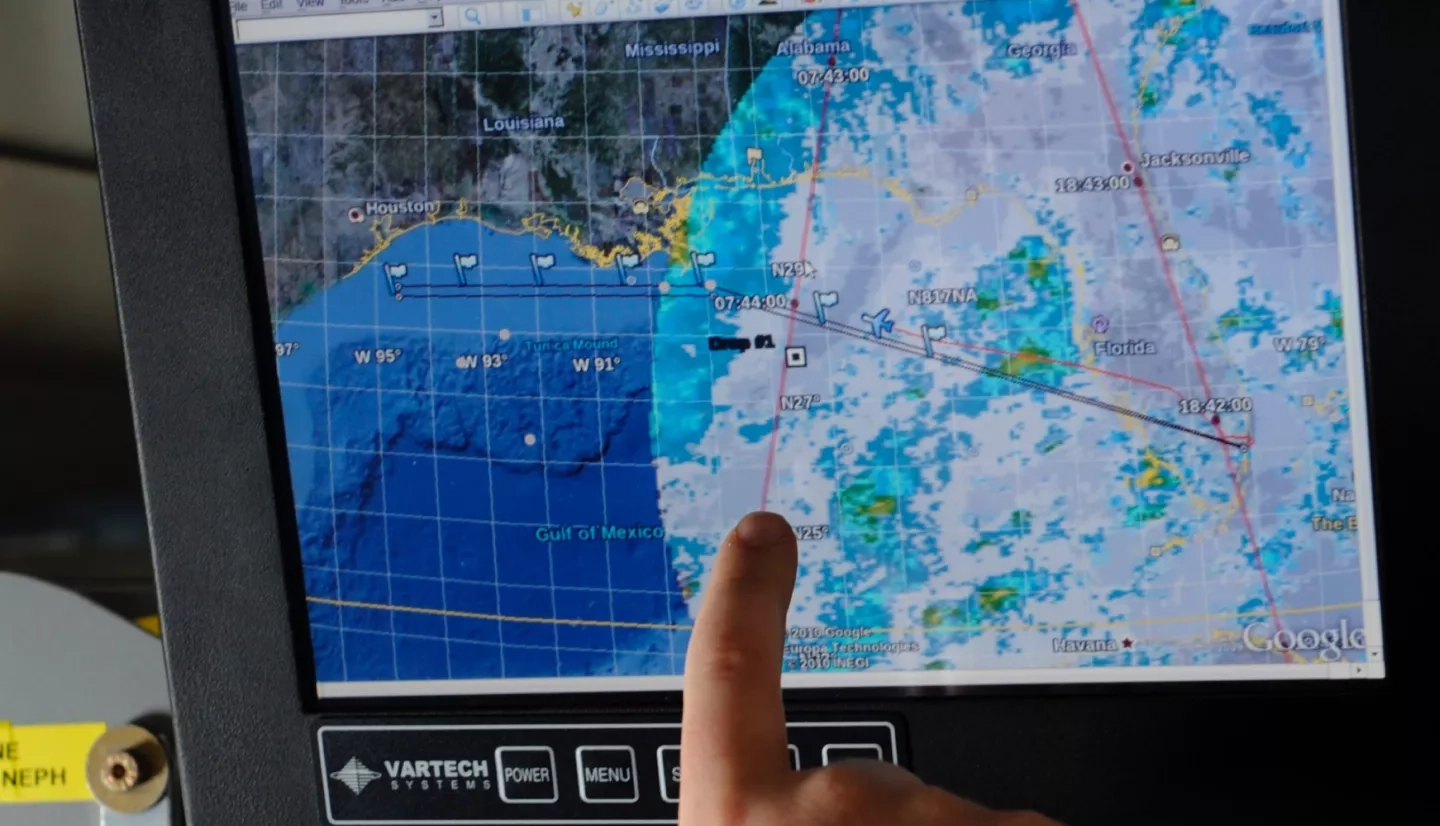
75,0,1416,822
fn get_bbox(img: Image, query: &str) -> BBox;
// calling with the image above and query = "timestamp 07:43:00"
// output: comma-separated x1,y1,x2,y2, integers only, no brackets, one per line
795,66,872,87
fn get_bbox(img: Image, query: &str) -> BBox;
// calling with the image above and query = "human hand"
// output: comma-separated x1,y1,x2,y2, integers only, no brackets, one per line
679,511,1061,826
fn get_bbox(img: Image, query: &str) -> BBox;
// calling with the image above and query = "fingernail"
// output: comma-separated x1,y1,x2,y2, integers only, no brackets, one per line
735,511,793,547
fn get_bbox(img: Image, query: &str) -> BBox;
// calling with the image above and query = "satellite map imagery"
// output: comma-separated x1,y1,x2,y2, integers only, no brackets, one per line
234,0,1377,690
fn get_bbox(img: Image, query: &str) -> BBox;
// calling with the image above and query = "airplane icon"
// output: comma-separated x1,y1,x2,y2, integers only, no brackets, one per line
861,308,894,340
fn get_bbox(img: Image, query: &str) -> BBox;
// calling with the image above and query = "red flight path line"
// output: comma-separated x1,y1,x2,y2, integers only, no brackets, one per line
1068,1,1287,640
760,11,846,511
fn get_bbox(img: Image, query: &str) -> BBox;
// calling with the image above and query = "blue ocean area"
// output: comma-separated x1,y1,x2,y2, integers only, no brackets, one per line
275,219,688,682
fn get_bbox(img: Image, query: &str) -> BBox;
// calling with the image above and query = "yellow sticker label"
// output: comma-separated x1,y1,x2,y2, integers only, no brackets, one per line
0,720,107,804
135,615,161,636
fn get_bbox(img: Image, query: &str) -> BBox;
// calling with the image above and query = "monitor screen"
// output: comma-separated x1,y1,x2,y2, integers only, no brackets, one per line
226,0,1383,699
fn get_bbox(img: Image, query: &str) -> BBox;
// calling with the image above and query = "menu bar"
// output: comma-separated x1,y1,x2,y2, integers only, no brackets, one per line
232,0,932,43
230,0,445,16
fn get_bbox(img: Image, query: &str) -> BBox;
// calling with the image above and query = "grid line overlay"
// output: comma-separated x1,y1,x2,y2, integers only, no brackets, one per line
238,0,1376,692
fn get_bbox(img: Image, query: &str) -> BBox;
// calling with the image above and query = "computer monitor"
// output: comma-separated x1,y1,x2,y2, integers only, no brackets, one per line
75,0,1411,823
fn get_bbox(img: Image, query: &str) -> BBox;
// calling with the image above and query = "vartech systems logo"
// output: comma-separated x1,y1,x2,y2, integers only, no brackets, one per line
330,757,383,795
329,754,495,796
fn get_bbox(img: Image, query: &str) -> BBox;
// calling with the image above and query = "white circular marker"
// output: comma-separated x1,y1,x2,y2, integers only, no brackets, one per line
633,201,650,215
1122,161,1135,174
626,275,637,285
498,328,511,341
657,281,672,294
347,207,364,223
704,279,717,291
523,433,537,446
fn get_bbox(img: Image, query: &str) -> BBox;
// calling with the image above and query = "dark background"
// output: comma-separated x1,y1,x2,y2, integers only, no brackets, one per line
0,1,153,619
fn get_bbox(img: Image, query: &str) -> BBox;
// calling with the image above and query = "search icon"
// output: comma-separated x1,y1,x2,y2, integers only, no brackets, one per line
463,6,485,25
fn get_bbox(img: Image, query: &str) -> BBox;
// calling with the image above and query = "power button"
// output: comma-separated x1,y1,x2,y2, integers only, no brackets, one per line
495,746,558,804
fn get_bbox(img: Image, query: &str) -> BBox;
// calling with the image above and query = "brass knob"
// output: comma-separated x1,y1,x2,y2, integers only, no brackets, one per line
100,749,141,791
86,724,169,813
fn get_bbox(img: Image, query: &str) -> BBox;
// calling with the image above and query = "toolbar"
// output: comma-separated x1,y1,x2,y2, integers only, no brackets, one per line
231,0,934,43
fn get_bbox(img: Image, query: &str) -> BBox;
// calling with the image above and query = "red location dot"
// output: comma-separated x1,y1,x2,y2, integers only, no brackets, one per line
1134,175,1145,188
1211,414,1221,426
828,56,837,66
791,298,800,308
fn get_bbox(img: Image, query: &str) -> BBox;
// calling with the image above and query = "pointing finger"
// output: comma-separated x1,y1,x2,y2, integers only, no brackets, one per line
681,512,798,811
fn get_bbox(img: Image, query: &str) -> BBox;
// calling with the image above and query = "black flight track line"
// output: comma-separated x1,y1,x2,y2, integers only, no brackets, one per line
403,290,714,300
408,282,662,289
725,290,1246,450
401,282,714,300
395,279,1240,448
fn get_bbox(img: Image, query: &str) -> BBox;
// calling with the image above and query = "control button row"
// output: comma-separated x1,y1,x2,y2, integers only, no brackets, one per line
496,741,886,806
496,746,640,805
657,742,882,803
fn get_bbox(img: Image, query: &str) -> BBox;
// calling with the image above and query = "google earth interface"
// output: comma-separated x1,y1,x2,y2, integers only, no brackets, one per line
234,0,1383,696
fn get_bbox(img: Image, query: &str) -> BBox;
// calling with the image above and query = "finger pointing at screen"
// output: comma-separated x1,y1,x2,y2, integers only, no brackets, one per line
679,511,1063,826
680,511,797,819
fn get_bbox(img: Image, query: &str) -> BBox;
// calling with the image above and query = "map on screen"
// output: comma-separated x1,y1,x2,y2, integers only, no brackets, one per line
235,0,1379,694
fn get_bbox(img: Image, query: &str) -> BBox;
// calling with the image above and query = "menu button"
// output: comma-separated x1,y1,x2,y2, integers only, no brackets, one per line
577,746,639,803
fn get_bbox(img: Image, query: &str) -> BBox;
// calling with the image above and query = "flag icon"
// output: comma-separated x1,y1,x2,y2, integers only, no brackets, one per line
813,290,839,325
383,263,408,296
530,253,556,285
921,323,947,357
453,253,479,285
616,252,642,284
690,251,717,285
